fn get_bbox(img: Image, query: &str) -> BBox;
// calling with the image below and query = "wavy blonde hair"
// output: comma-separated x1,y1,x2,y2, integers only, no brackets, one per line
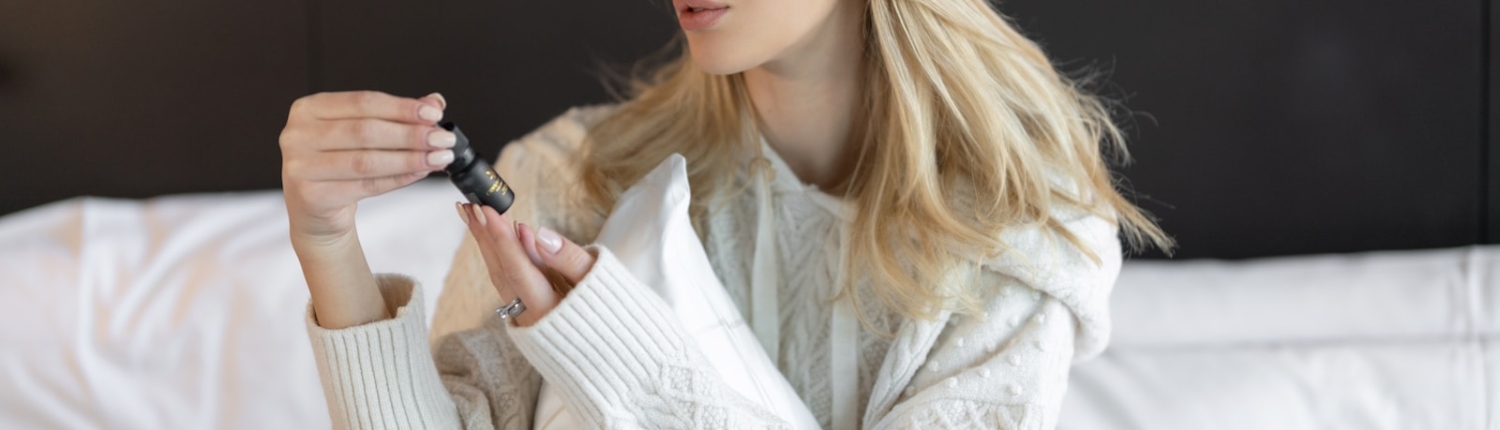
580,0,1173,324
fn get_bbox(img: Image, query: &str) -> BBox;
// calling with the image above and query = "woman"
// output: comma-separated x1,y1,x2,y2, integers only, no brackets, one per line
279,0,1171,428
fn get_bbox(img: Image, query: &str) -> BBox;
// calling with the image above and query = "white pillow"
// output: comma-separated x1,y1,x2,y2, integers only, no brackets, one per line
533,154,819,429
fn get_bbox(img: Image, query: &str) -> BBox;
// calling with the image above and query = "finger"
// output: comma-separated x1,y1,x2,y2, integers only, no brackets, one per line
295,90,444,124
532,226,595,285
516,223,546,267
478,208,562,305
298,172,428,205
472,206,536,274
457,202,516,300
308,119,457,151
420,92,447,110
518,223,573,295
291,149,453,180
464,205,560,320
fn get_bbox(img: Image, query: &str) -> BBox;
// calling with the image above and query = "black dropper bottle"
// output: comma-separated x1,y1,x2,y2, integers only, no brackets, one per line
438,122,514,214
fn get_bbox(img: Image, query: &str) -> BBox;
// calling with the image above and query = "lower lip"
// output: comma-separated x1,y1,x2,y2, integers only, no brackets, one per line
678,7,728,31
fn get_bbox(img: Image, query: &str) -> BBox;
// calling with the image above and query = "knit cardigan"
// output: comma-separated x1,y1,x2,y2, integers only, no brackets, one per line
304,106,1124,429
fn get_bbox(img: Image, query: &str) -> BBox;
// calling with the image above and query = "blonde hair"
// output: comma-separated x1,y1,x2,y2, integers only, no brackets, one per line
581,0,1173,325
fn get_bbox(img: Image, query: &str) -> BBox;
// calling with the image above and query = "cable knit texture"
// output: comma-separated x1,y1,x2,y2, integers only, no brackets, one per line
305,106,1124,429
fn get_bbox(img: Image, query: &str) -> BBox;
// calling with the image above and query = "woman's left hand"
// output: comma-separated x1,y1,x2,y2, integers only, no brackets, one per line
456,202,596,327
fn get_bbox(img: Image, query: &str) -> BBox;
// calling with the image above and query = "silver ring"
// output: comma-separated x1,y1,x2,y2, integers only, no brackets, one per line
495,297,526,320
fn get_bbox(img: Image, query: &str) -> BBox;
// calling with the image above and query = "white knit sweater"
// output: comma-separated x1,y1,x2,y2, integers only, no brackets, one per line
305,106,1124,429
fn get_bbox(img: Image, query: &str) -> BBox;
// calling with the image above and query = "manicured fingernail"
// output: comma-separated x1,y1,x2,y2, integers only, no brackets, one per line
426,92,447,109
418,104,443,122
537,227,563,254
518,223,545,266
471,204,487,226
455,202,468,224
428,149,454,167
428,130,456,148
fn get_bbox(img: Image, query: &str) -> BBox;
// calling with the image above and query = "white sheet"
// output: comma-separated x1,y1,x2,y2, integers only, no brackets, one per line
0,180,467,429
1,181,1495,429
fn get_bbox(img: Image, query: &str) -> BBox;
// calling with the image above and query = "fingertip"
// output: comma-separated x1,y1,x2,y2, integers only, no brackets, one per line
414,93,446,126
536,227,564,255
517,223,545,267
424,92,447,110
457,202,475,229
537,227,593,284
469,203,488,227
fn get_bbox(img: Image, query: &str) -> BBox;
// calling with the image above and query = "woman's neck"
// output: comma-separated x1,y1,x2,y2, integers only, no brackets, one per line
743,0,865,192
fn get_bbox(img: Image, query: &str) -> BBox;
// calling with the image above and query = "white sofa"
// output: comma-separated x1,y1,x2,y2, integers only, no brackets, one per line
1,181,1494,429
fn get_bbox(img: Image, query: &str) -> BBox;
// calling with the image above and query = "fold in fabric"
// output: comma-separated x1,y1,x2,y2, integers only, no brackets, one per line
531,154,819,430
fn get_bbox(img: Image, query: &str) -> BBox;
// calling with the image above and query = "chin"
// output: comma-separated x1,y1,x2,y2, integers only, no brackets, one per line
685,33,767,76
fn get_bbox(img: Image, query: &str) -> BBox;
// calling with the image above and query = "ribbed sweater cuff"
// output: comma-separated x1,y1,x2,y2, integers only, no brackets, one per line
305,274,461,430
508,246,693,425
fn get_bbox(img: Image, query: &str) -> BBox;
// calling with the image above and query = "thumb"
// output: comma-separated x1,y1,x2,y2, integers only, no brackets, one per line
532,226,595,285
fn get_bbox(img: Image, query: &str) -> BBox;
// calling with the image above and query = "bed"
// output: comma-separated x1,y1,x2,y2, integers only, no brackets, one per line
1,180,1494,429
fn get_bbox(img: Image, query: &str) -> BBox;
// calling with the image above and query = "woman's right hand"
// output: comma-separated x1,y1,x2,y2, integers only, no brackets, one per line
279,91,455,242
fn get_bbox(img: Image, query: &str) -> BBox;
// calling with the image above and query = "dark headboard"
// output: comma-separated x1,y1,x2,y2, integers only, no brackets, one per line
1,0,1495,259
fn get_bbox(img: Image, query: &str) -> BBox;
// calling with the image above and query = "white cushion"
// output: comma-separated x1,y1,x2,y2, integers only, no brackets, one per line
1060,246,1500,430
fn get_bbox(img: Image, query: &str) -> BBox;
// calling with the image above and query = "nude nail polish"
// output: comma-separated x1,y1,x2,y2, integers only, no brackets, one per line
470,203,487,226
418,105,443,122
428,149,454,167
428,130,457,148
519,223,545,265
537,227,563,254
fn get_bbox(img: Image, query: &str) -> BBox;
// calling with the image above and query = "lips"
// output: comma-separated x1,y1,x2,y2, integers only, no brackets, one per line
675,0,729,31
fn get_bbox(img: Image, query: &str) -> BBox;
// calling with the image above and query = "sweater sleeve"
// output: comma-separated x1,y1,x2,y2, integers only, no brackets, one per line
305,275,466,430
866,286,1079,429
864,207,1123,429
506,246,793,429
306,273,546,430
306,106,616,430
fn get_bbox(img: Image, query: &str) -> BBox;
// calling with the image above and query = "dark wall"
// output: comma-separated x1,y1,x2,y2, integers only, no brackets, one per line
0,0,1494,259
313,0,677,153
1001,0,1493,258
0,0,308,211
1490,0,1499,243
0,0,675,219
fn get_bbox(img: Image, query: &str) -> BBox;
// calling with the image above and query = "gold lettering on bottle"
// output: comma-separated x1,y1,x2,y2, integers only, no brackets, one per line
484,169,509,195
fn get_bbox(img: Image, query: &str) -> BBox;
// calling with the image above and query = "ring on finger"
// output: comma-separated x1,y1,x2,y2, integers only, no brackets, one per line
495,297,526,321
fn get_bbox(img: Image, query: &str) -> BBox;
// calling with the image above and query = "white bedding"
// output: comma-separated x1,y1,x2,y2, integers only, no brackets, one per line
1063,247,1499,430
0,180,467,429
1,182,1495,429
